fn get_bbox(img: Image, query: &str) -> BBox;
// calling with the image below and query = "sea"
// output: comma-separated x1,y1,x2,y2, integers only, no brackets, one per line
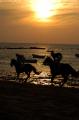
0,43,79,87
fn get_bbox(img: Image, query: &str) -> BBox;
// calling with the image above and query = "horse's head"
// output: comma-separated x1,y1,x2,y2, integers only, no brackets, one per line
43,57,53,66
10,59,17,67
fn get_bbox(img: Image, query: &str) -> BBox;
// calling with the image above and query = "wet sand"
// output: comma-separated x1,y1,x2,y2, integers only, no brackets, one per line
0,80,79,120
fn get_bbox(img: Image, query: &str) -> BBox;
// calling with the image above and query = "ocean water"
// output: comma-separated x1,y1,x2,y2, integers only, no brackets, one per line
0,43,79,86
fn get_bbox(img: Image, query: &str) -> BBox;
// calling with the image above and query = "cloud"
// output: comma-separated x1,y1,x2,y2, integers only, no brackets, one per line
50,7,79,26
0,0,79,26
0,8,35,27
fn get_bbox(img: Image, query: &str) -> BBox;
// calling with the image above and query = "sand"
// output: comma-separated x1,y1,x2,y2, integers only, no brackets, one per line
0,80,79,120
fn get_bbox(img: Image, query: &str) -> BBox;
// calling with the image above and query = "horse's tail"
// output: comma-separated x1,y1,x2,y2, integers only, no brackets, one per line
32,66,40,75
66,64,78,77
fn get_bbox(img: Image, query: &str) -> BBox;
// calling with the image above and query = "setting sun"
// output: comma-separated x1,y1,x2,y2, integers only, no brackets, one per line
31,0,57,22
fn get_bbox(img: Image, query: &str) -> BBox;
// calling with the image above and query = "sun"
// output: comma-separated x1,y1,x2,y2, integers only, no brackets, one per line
34,0,52,20
31,0,57,22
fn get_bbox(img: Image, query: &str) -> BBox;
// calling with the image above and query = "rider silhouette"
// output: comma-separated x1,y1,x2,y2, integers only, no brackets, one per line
50,51,63,73
51,51,62,63
16,53,26,64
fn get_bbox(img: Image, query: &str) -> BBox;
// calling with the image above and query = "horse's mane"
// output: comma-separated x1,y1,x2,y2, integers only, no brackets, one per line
44,56,54,63
46,56,53,61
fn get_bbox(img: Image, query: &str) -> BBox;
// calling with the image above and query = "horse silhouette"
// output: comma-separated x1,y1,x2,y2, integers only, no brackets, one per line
10,58,39,82
43,57,78,87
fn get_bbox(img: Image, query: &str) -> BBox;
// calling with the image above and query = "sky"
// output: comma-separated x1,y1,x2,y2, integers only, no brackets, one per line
0,0,79,44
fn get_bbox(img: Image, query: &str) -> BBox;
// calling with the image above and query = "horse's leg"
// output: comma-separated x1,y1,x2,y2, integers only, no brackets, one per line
32,66,40,75
51,74,55,85
51,77,54,83
16,73,20,82
24,72,30,83
60,75,68,87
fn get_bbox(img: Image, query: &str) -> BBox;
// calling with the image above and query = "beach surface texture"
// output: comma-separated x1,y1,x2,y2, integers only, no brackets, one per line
0,79,79,120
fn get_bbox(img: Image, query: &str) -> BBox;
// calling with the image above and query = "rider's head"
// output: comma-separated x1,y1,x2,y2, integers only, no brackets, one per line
51,51,54,57
54,53,62,62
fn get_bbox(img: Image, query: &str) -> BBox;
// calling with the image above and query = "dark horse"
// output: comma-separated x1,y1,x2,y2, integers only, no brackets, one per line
10,58,39,82
43,57,78,87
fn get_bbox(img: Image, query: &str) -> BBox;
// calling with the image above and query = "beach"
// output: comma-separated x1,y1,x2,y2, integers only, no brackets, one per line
0,43,79,119
0,79,79,120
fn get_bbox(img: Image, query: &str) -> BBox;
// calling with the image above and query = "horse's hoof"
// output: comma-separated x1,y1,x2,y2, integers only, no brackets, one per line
37,71,41,75
51,83,55,87
23,81,26,84
60,84,64,87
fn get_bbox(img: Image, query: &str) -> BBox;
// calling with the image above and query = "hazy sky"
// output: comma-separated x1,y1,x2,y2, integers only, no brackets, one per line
0,0,79,44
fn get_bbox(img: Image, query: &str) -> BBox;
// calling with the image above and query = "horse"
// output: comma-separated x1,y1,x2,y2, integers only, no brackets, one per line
10,58,40,83
43,57,78,87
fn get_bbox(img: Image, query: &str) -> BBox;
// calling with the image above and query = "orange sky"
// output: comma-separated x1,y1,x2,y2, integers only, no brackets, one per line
0,0,79,44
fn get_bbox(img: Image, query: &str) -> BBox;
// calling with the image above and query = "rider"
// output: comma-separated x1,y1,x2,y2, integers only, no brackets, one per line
50,51,62,63
16,53,26,64
50,51,63,73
